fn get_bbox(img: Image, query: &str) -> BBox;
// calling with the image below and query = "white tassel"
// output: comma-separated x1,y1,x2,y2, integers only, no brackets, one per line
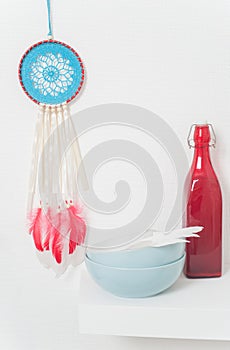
28,104,87,276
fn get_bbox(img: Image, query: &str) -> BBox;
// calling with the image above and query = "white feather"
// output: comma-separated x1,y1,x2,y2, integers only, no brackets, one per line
117,226,203,251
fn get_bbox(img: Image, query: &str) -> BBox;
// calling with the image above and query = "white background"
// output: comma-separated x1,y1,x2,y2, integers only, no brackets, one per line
0,0,230,349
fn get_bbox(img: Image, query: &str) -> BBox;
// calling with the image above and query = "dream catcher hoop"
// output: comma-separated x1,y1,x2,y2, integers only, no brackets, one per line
19,40,84,105
18,0,87,275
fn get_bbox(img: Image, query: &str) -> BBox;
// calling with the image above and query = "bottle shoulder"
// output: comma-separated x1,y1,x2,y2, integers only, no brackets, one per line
187,161,219,180
184,172,222,200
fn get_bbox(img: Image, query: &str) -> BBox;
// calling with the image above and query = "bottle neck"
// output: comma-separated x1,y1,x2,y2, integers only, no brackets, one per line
191,144,213,172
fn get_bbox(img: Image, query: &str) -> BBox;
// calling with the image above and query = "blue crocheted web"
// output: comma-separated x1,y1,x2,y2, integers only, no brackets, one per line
19,41,84,104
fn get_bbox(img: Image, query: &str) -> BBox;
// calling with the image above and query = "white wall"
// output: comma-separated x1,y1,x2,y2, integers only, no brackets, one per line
0,0,230,349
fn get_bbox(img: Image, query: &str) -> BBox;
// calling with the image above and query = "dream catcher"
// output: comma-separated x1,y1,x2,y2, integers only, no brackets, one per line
18,0,87,275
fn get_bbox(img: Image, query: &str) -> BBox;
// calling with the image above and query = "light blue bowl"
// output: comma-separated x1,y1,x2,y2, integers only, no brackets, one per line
85,254,185,298
87,243,185,268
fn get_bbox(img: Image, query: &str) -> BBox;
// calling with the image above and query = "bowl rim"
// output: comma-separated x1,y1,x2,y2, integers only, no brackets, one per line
85,253,186,271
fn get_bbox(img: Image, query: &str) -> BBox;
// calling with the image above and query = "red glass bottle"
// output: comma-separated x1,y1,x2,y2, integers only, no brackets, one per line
183,124,222,278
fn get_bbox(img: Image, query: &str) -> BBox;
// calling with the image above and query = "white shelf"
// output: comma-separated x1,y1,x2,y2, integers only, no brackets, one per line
78,264,230,341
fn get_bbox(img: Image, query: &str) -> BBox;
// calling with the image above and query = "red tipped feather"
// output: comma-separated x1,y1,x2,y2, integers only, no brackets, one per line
50,212,63,264
68,205,86,254
43,231,51,251
42,208,52,251
27,208,41,235
51,230,63,264
28,208,43,251
68,203,82,216
50,209,70,264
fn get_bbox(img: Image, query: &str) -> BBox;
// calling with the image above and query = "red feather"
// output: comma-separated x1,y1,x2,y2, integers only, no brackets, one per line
50,212,63,264
27,208,41,235
43,231,51,251
50,210,70,264
42,208,52,251
68,205,86,254
28,208,43,251
51,230,63,264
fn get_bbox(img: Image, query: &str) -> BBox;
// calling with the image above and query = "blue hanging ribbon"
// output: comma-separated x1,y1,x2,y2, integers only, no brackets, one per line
47,0,53,38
